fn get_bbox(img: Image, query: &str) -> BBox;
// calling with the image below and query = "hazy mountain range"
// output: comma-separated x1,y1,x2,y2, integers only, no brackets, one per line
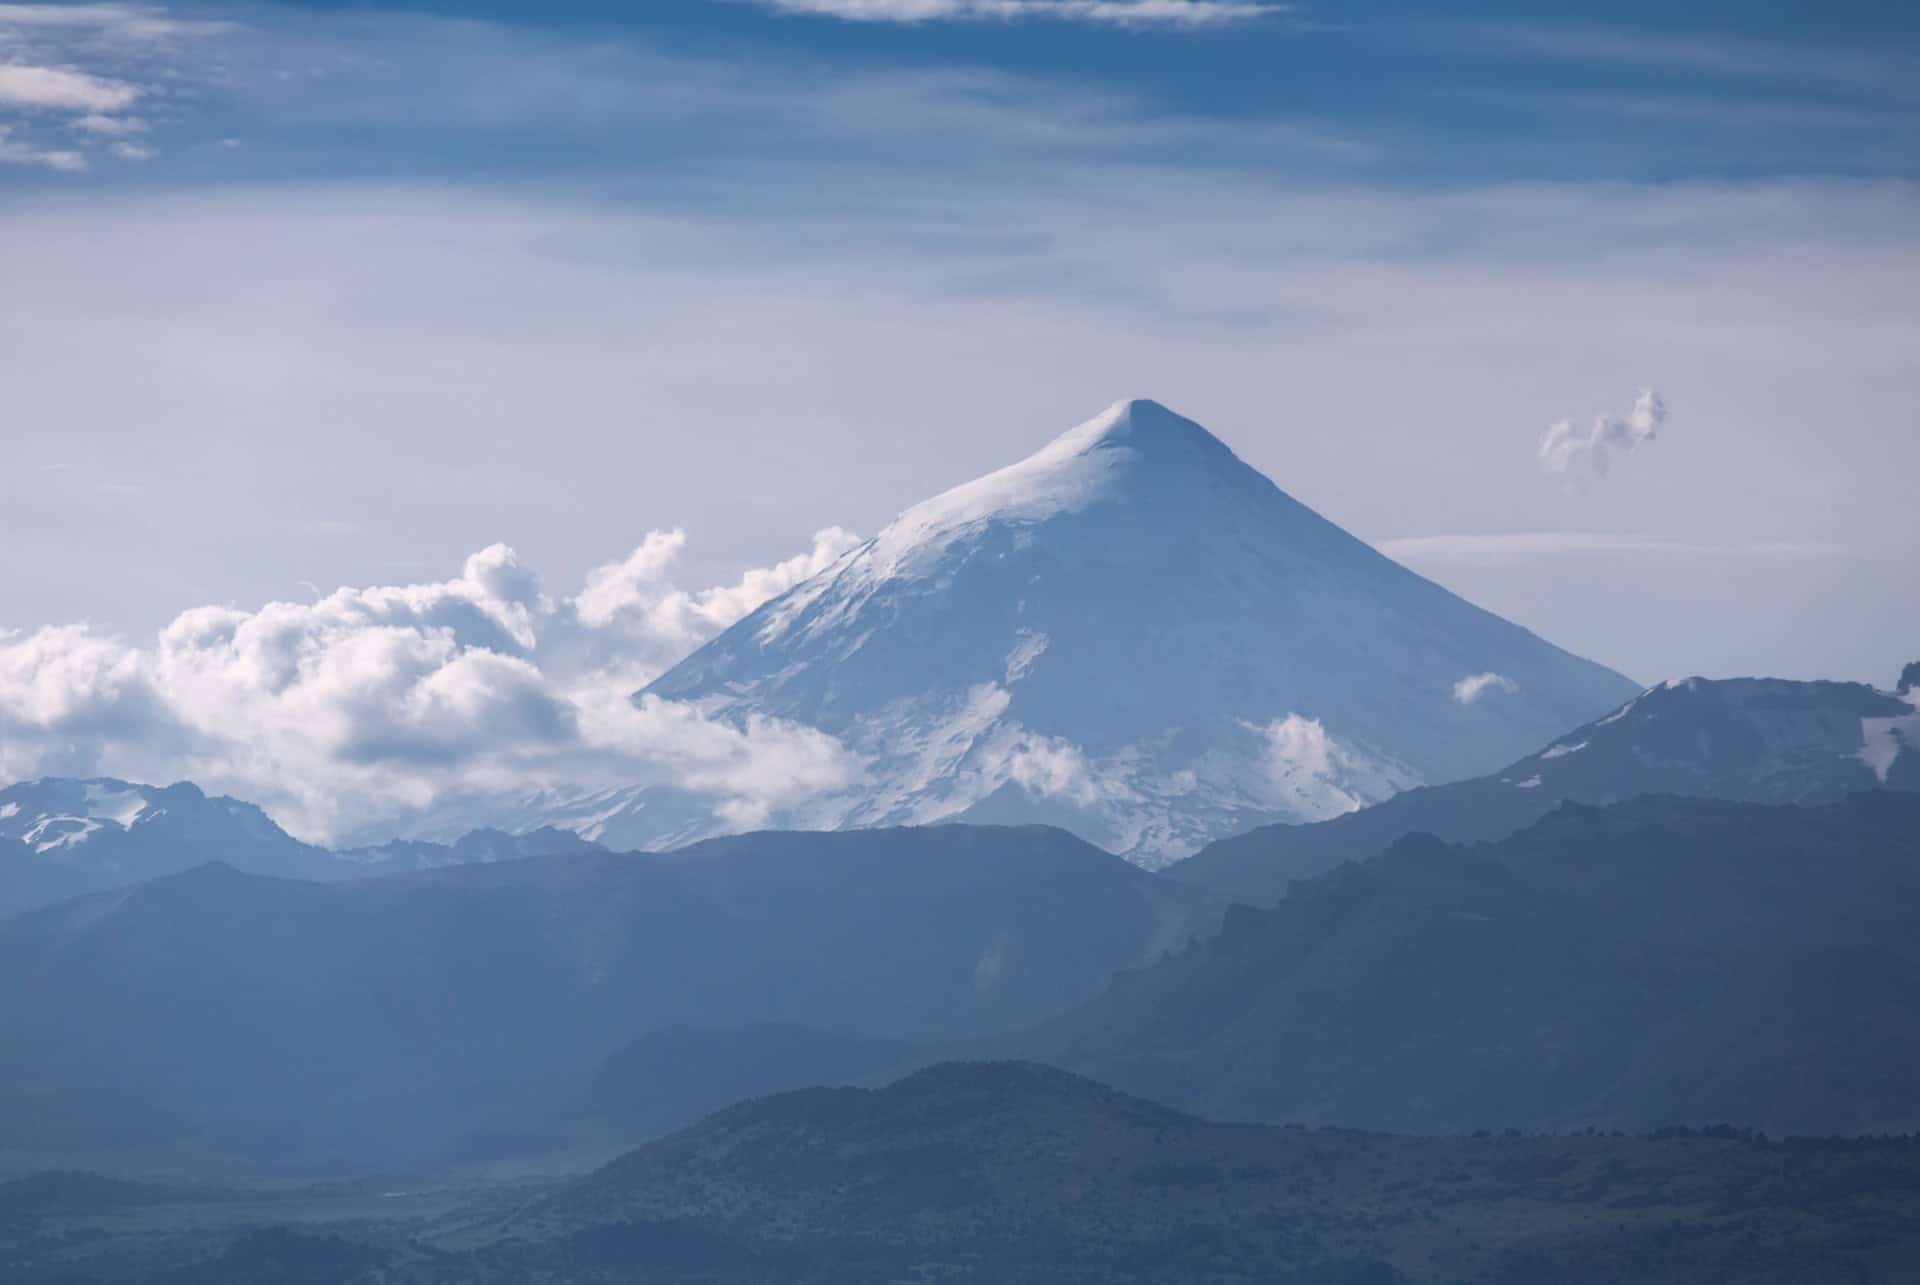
4,789,1917,1180
0,825,1217,1173
558,791,1920,1146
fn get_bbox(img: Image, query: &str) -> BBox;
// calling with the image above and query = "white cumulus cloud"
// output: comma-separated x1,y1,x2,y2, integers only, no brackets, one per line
1539,388,1666,484
0,530,869,843
575,526,860,639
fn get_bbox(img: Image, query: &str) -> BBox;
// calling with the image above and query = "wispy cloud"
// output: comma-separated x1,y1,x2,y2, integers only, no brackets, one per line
1464,90,1900,133
0,3,231,41
1382,532,1857,567
752,0,1284,26
0,122,81,169
1463,23,1920,100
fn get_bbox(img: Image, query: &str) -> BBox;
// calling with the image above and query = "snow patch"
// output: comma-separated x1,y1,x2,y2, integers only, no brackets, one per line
0,802,16,820
1594,695,1642,726
82,783,149,828
1540,740,1588,760
1004,629,1049,684
30,816,103,852
1513,775,1543,789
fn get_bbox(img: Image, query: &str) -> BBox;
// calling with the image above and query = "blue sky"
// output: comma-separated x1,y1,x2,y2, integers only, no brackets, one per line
4,1,1917,188
0,1,1917,832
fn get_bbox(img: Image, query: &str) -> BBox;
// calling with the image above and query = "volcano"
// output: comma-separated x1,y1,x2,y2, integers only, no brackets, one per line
628,399,1638,864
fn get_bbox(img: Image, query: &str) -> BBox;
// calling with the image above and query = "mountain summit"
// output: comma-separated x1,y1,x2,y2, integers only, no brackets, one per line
633,399,1638,863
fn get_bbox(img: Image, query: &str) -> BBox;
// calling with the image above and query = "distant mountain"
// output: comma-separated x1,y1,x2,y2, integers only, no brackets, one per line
452,1061,1920,1285
1009,793,1920,1137
0,824,1219,1173
0,777,344,913
0,777,610,916
337,824,606,872
1168,673,1920,906
538,399,1635,865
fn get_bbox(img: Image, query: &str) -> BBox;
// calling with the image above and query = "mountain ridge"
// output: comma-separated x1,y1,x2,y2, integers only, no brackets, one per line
1167,671,1920,904
1002,791,1920,1137
0,774,618,916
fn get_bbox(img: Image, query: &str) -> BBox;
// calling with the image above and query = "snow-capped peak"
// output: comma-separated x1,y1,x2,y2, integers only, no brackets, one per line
631,397,1641,865
764,399,1238,639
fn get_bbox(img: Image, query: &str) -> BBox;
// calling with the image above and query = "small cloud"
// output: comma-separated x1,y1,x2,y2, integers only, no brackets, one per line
74,111,146,135
108,140,150,160
0,62,139,112
1453,672,1519,705
1539,388,1665,485
753,0,1283,26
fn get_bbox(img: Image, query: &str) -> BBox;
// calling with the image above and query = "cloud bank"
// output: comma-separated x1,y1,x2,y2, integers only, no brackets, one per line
0,530,870,843
1539,388,1666,483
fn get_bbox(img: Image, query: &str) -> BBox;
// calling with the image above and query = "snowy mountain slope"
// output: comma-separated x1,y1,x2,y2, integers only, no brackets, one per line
607,399,1640,865
1167,670,1920,904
